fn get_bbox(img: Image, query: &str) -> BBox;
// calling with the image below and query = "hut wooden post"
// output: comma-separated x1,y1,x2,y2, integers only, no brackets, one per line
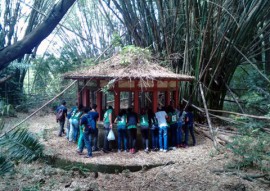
174,80,179,108
165,91,170,106
96,81,103,121
114,82,120,116
77,81,82,106
134,81,139,113
153,81,158,112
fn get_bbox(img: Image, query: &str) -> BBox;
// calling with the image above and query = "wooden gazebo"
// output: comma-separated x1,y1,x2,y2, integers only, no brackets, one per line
64,50,194,120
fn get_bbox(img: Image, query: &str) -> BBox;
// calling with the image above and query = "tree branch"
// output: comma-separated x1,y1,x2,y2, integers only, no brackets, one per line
0,0,77,71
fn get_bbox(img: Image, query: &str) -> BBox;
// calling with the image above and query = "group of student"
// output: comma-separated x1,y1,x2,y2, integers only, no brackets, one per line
56,100,196,158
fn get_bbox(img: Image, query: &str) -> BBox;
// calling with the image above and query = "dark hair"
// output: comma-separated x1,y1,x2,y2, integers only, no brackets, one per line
127,107,133,113
119,109,126,116
78,104,84,111
83,107,90,113
108,105,113,110
92,104,97,109
61,100,66,105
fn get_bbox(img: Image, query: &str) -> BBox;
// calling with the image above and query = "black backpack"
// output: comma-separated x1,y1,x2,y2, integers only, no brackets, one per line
56,108,64,121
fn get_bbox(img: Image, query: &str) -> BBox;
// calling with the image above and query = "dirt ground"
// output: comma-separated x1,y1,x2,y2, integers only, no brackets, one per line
0,112,269,191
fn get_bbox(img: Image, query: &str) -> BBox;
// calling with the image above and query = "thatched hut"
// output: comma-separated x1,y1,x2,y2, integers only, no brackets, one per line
64,48,194,119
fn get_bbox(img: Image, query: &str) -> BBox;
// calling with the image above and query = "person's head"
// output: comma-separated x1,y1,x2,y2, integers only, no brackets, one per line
61,100,66,105
127,107,133,113
78,104,84,111
186,105,193,112
119,109,126,116
167,105,174,113
108,105,113,110
92,104,97,110
140,108,146,115
83,107,90,113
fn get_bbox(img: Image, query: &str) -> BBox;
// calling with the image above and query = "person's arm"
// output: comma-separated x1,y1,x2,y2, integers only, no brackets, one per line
109,113,113,129
114,116,118,124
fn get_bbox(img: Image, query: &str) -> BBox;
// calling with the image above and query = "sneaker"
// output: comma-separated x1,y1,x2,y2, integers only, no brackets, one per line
92,148,100,152
163,150,168,153
124,150,127,153
84,155,92,158
144,148,149,153
172,147,177,150
159,149,164,152
118,149,121,153
102,149,109,153
76,150,83,155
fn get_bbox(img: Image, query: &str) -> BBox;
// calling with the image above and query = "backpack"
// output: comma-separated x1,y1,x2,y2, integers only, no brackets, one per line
86,116,96,133
56,108,64,121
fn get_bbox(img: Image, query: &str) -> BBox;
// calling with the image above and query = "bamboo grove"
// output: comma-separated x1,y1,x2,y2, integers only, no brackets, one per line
101,0,270,110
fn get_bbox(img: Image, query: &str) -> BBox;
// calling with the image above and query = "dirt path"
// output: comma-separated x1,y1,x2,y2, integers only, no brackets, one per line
1,112,268,191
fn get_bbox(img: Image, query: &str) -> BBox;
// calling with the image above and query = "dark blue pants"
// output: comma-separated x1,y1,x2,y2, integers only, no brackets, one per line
58,120,65,136
184,124,196,146
117,128,127,150
79,130,92,157
170,123,178,147
103,128,110,151
128,128,137,149
177,121,183,145
141,128,149,149
151,128,159,149
93,128,99,150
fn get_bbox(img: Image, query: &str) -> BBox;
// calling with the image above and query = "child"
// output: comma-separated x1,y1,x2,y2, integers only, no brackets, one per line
114,109,128,152
140,108,149,153
155,107,168,152
183,105,196,147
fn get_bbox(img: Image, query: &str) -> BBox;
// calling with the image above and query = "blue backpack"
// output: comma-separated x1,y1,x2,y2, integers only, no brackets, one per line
87,115,96,133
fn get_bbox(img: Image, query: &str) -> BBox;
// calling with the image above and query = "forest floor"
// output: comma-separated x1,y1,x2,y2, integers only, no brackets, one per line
0,111,269,191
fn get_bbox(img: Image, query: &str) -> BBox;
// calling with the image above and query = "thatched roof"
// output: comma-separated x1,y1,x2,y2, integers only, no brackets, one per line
64,49,194,81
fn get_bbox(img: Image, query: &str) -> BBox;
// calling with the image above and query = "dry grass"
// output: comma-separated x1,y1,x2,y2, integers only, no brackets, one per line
1,112,269,191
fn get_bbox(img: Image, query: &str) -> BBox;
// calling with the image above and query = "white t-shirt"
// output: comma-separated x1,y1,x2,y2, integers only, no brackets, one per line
155,111,168,127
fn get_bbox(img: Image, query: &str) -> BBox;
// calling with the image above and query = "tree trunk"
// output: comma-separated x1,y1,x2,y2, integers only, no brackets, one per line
0,0,76,71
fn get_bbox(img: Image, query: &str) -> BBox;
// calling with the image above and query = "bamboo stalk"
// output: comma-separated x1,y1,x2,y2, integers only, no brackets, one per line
199,82,218,149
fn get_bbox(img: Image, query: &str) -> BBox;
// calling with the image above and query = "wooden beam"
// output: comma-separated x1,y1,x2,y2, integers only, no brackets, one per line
114,82,120,116
153,81,158,113
96,93,103,121
134,81,139,114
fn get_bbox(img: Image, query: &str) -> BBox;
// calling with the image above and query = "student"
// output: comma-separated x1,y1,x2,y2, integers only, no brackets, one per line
56,100,68,137
114,109,128,153
69,104,83,142
167,105,178,150
89,104,99,151
140,108,149,153
148,109,159,151
183,105,196,147
66,103,78,140
155,107,168,152
77,106,89,151
176,104,185,147
77,107,93,158
127,107,138,154
103,106,113,153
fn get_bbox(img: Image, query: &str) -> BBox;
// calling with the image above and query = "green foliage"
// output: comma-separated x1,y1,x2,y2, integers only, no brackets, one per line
111,32,123,47
226,119,270,172
119,45,152,65
0,128,44,163
0,120,44,175
0,101,15,116
0,156,14,176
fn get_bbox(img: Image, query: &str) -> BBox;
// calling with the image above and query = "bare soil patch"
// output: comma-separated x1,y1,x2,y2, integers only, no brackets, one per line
1,112,268,191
